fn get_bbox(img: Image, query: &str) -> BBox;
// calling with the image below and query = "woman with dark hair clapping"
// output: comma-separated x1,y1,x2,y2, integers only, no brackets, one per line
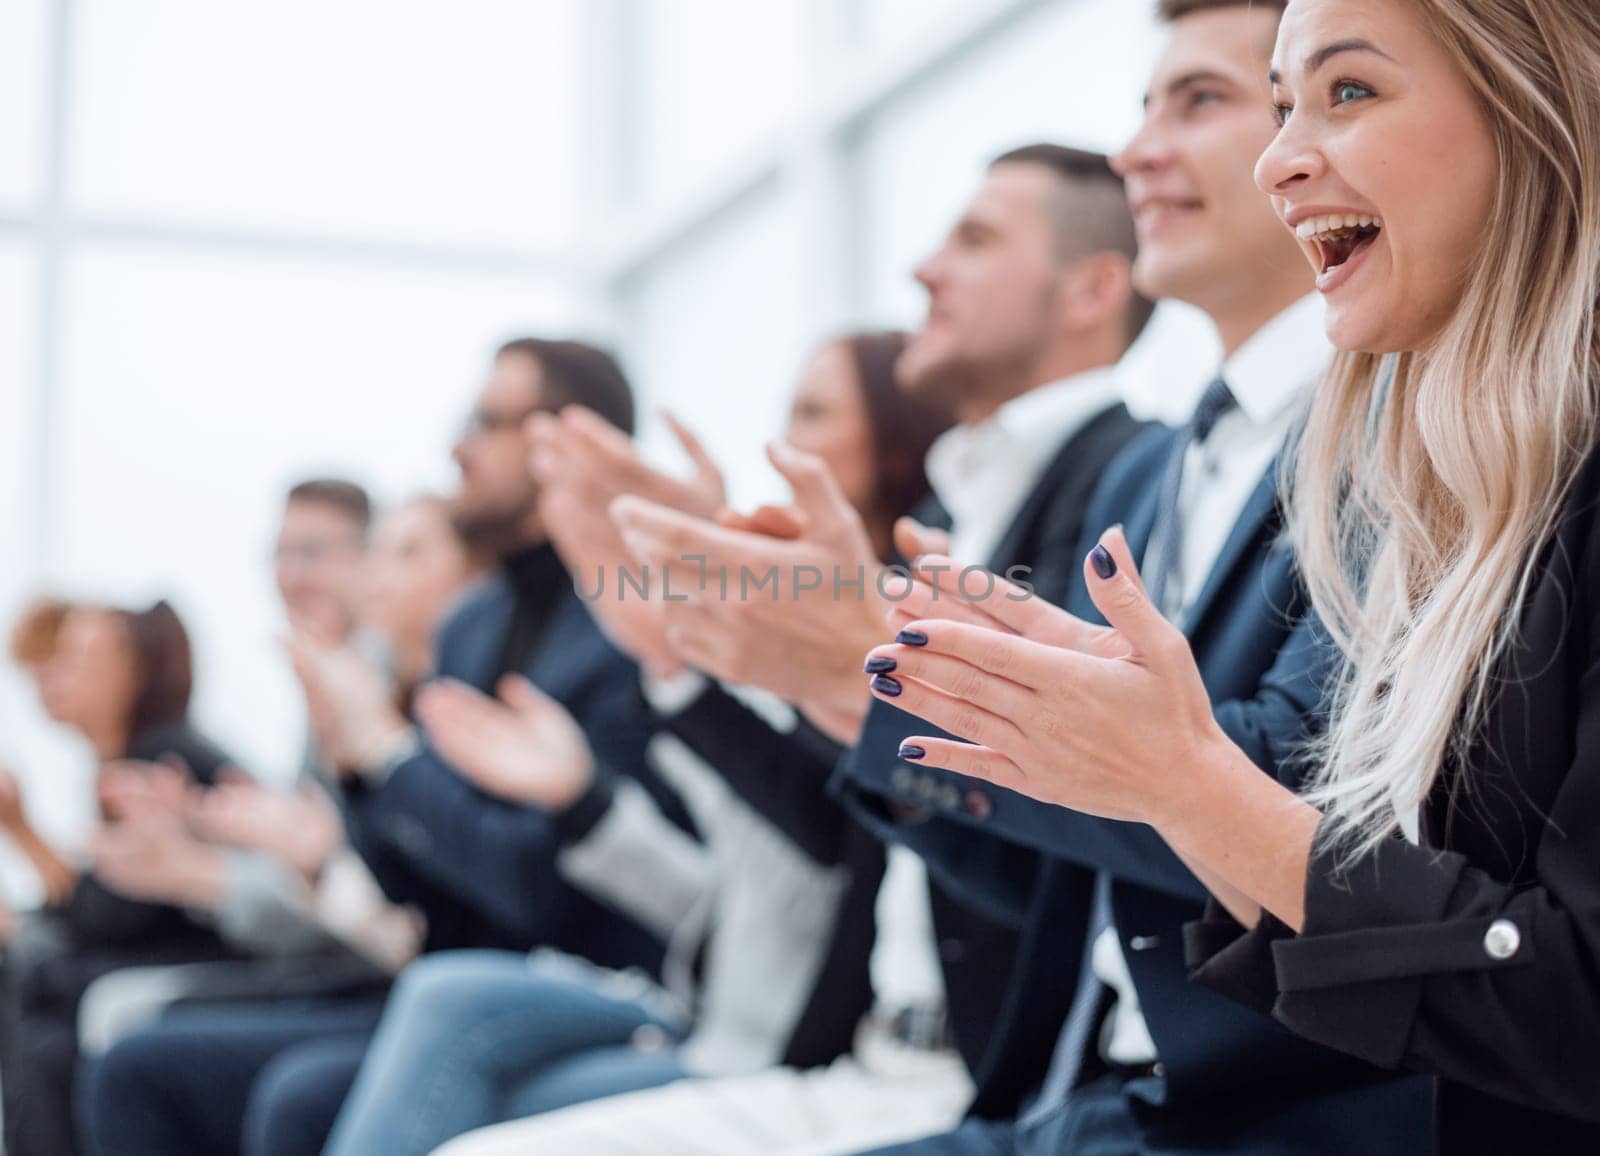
2,598,237,1156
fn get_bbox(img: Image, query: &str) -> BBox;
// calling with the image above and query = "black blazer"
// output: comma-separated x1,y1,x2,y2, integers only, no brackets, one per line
1188,440,1600,1153
835,401,1151,1101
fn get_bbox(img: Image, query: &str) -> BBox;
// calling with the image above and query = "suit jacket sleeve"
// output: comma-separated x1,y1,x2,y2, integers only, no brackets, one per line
339,748,572,947
341,581,677,950
660,679,853,867
336,588,576,946
831,701,1042,929
837,439,1336,905
334,800,496,951
1189,597,1600,1123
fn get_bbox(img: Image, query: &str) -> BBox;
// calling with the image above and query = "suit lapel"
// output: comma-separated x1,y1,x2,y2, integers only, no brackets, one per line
984,404,1130,573
1123,470,1164,567
1180,464,1282,634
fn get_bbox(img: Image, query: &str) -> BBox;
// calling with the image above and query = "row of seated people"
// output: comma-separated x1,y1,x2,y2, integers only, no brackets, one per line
0,485,472,1152
5,0,1599,1152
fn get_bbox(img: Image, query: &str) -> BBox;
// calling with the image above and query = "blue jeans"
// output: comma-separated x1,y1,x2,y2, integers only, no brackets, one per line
81,996,386,1156
322,950,689,1156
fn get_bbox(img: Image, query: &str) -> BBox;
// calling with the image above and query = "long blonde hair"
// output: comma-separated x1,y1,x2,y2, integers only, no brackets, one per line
1290,0,1600,858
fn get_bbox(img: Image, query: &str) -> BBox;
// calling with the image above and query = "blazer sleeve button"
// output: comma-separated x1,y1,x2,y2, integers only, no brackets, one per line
961,789,993,821
1483,918,1521,961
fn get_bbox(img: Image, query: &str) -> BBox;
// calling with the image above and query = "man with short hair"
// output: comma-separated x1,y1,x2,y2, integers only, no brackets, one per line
274,478,372,643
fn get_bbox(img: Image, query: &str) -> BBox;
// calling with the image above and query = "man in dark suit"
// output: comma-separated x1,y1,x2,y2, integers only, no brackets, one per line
529,144,1156,1154
316,339,684,964
837,2,1432,1153
82,339,686,1156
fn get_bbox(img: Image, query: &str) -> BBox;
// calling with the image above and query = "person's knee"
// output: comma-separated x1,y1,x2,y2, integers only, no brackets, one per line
387,950,532,1027
92,1030,174,1105
242,1047,352,1156
83,1030,177,1145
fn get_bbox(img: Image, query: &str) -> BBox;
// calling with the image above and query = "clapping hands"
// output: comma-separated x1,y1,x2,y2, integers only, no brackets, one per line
286,634,410,779
188,773,343,880
530,407,726,677
862,529,1221,826
414,675,596,810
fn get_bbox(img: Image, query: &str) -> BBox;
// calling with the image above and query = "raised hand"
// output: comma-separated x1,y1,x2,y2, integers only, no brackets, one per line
97,758,191,824
611,442,891,743
413,675,595,809
530,406,728,676
717,504,807,541
892,516,952,562
286,633,410,779
659,410,729,515
91,761,229,909
90,808,227,909
188,774,343,879
861,528,1224,825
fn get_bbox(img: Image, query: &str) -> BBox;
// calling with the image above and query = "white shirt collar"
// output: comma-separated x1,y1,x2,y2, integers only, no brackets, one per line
988,367,1123,448
926,367,1122,495
1219,294,1328,427
924,367,1123,562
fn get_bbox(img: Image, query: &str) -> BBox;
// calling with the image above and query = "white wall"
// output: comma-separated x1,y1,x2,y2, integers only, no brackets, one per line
0,0,595,901
621,183,814,506
69,0,584,250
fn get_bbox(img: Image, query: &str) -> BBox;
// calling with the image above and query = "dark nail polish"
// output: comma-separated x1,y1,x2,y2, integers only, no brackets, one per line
871,674,903,698
864,656,898,674
1089,545,1117,580
898,744,926,761
895,629,928,647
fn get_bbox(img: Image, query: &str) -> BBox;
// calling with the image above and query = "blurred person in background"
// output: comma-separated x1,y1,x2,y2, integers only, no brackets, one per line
321,331,958,1156
86,339,686,1156
272,477,375,782
0,599,237,1156
357,493,488,705
71,493,486,1082
2,598,84,909
273,478,371,645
